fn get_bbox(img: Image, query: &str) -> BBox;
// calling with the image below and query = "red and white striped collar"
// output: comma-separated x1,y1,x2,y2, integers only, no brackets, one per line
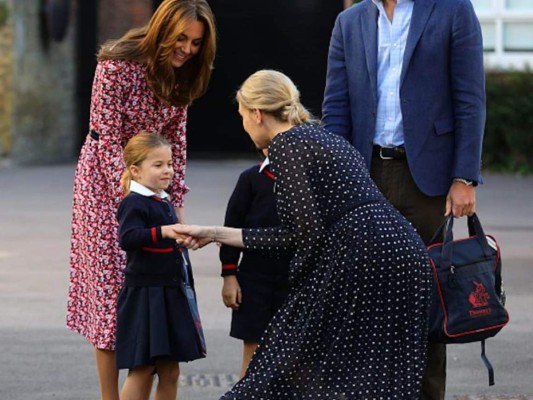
259,156,270,173
259,157,276,180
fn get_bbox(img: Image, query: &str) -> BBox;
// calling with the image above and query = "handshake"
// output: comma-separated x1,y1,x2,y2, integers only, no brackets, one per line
162,224,243,250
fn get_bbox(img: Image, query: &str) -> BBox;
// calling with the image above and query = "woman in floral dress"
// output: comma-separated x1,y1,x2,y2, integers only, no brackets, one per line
174,70,432,399
66,1,216,398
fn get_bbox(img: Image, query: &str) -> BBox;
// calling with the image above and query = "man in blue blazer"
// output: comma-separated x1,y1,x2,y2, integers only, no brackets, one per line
322,0,485,399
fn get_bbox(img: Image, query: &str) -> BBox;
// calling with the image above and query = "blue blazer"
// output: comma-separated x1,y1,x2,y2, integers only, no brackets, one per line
322,0,485,196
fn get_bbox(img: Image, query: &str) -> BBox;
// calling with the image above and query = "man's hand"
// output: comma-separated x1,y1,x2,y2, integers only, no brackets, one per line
445,181,476,217
222,275,242,310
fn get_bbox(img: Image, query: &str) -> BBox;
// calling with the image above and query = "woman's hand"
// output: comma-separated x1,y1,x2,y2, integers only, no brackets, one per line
172,224,215,250
172,224,245,249
161,224,189,240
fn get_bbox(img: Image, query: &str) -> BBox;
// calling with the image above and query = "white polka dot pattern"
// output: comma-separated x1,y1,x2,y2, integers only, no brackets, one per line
221,123,431,399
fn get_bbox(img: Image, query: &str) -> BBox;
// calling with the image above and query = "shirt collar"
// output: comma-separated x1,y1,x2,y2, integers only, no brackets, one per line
372,0,414,6
130,180,170,200
259,156,270,173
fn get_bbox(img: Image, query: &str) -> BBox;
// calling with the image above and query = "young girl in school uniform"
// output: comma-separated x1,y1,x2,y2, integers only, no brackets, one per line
116,132,205,400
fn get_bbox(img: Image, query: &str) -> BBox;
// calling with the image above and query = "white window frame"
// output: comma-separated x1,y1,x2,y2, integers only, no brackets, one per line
473,0,533,70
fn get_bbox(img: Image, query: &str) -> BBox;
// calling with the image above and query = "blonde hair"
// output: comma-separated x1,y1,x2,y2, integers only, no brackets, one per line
98,0,216,106
120,132,172,195
236,70,315,125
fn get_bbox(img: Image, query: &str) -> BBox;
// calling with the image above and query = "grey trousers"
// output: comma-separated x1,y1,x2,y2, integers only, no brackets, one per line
371,155,447,400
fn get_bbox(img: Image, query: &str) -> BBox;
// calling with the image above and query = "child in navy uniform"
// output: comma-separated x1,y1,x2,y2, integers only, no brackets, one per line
220,152,291,378
116,132,205,400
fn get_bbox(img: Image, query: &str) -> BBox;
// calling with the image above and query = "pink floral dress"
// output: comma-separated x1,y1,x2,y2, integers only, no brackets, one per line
66,59,189,350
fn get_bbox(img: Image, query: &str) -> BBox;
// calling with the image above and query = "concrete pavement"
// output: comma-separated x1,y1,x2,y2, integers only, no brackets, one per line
0,159,532,399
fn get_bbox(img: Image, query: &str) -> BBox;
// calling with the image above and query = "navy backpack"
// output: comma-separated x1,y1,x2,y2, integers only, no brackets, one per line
427,213,509,385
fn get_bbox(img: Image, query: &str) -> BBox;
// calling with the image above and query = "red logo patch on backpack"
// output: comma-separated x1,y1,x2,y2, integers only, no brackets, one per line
468,281,492,317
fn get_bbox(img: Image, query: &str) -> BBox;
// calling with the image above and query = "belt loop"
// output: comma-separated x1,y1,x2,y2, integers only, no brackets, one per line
89,130,100,141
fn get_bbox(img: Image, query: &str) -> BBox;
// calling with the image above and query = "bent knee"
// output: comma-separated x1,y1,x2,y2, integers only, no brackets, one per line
156,361,180,382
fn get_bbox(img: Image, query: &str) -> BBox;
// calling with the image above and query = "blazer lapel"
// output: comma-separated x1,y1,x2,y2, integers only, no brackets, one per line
401,0,436,85
361,1,378,104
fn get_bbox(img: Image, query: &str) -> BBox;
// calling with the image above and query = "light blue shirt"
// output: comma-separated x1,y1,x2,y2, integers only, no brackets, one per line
371,0,414,147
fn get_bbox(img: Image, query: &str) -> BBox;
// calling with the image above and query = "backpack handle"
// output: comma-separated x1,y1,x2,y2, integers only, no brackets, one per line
430,213,493,268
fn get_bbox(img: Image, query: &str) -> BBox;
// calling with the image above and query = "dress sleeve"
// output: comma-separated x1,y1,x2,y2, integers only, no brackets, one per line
90,60,130,205
219,170,252,276
162,107,190,209
243,133,325,257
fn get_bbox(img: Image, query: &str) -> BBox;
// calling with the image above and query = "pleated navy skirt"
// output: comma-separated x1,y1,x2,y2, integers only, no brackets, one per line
116,286,206,369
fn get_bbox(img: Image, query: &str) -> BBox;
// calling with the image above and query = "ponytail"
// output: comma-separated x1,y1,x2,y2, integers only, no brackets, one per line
236,70,317,125
282,102,311,126
120,170,133,196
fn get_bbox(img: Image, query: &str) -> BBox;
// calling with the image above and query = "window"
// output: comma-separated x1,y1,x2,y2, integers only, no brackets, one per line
481,22,496,52
471,0,495,11
506,0,533,10
471,0,533,69
503,23,533,51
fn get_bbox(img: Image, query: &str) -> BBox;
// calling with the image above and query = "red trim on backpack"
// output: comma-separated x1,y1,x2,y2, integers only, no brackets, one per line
428,234,509,339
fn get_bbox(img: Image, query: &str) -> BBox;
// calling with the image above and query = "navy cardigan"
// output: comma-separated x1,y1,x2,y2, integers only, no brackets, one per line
220,163,291,276
117,192,183,287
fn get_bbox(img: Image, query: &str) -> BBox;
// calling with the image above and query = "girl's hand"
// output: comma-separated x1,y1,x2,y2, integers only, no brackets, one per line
172,224,215,250
173,224,244,249
161,224,189,241
178,235,212,250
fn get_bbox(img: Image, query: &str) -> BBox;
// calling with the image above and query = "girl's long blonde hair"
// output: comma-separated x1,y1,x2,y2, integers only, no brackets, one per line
98,0,216,107
236,69,316,125
121,132,172,195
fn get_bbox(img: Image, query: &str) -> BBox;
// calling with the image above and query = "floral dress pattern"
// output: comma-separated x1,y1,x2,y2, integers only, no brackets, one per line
221,124,431,400
66,59,189,350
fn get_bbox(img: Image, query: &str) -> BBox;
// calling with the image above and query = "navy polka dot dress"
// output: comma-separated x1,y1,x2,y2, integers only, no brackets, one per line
220,123,431,400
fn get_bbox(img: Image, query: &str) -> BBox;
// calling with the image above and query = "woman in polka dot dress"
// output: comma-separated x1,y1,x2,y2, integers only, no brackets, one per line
175,70,431,400
66,1,216,398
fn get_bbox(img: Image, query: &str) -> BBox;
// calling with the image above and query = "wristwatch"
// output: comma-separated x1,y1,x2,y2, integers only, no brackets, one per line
453,178,474,186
